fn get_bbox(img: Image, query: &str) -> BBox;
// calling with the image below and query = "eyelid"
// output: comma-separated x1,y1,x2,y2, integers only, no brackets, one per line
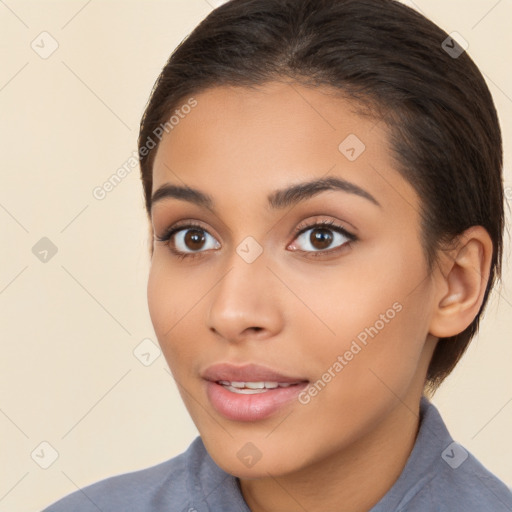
293,218,353,236
288,218,356,254
296,213,359,237
154,219,213,242
154,220,220,260
291,217,357,243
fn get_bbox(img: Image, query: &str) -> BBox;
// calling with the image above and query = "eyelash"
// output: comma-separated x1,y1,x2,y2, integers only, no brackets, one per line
293,219,357,258
155,221,213,261
155,219,357,260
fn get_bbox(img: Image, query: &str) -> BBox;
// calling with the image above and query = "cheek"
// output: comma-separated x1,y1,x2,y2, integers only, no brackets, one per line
146,258,199,364
295,237,431,383
291,239,424,340
147,254,209,327
349,295,431,407
147,260,172,340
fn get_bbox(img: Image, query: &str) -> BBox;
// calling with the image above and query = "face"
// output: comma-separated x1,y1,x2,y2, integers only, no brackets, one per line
147,80,439,479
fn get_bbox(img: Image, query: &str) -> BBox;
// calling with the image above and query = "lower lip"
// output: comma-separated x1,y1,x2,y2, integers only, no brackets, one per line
205,381,308,422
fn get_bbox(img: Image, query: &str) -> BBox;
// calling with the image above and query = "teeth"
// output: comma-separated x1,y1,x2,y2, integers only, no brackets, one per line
245,382,265,389
225,386,267,394
217,380,297,392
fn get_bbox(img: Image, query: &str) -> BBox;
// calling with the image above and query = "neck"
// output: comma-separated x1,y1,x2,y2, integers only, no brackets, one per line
239,394,423,512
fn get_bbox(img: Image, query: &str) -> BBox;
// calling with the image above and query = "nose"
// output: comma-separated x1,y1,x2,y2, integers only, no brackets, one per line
206,255,284,344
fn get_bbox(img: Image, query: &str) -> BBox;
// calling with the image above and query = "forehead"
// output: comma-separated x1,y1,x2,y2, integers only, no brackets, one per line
151,81,418,216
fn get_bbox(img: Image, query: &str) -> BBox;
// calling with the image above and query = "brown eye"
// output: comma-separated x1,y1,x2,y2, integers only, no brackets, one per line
310,227,334,250
184,229,207,251
169,226,221,255
290,222,354,254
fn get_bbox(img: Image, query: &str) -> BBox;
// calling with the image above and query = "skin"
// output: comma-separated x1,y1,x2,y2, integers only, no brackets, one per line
146,80,492,512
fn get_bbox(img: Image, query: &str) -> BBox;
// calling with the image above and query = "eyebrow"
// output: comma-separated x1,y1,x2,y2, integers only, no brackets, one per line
150,176,381,212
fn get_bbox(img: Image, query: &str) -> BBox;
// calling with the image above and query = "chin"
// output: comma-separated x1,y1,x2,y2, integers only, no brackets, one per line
202,434,306,480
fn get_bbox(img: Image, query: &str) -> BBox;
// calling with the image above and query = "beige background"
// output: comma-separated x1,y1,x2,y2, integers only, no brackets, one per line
0,1,511,510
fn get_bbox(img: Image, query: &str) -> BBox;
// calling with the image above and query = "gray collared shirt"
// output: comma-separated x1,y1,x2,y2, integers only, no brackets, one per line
42,396,512,511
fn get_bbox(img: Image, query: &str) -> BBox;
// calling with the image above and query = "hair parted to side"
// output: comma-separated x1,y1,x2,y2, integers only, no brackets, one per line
137,0,504,393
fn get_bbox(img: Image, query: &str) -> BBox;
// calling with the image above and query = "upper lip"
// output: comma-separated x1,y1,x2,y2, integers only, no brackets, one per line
202,363,308,383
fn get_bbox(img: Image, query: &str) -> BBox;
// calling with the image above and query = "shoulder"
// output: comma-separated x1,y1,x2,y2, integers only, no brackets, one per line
427,447,512,511
393,398,512,511
41,437,204,512
402,449,512,512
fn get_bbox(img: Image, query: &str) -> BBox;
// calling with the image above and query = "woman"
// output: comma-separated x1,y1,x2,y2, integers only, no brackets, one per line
43,0,512,510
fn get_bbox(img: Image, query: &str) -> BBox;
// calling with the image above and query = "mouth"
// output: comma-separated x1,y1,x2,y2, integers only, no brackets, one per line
201,363,309,421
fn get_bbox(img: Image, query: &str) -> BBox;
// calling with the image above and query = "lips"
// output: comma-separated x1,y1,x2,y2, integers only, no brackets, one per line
202,362,308,384
202,363,309,421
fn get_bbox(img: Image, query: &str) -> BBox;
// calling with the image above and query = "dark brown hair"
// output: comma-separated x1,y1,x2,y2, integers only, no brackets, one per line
137,0,504,392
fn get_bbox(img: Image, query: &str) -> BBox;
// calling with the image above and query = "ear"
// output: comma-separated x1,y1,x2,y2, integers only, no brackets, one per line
429,226,493,338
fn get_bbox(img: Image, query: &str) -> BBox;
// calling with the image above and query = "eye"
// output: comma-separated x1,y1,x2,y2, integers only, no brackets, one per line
155,218,356,260
155,222,220,258
288,220,356,255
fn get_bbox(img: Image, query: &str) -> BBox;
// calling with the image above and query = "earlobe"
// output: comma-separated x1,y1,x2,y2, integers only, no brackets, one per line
429,226,493,338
